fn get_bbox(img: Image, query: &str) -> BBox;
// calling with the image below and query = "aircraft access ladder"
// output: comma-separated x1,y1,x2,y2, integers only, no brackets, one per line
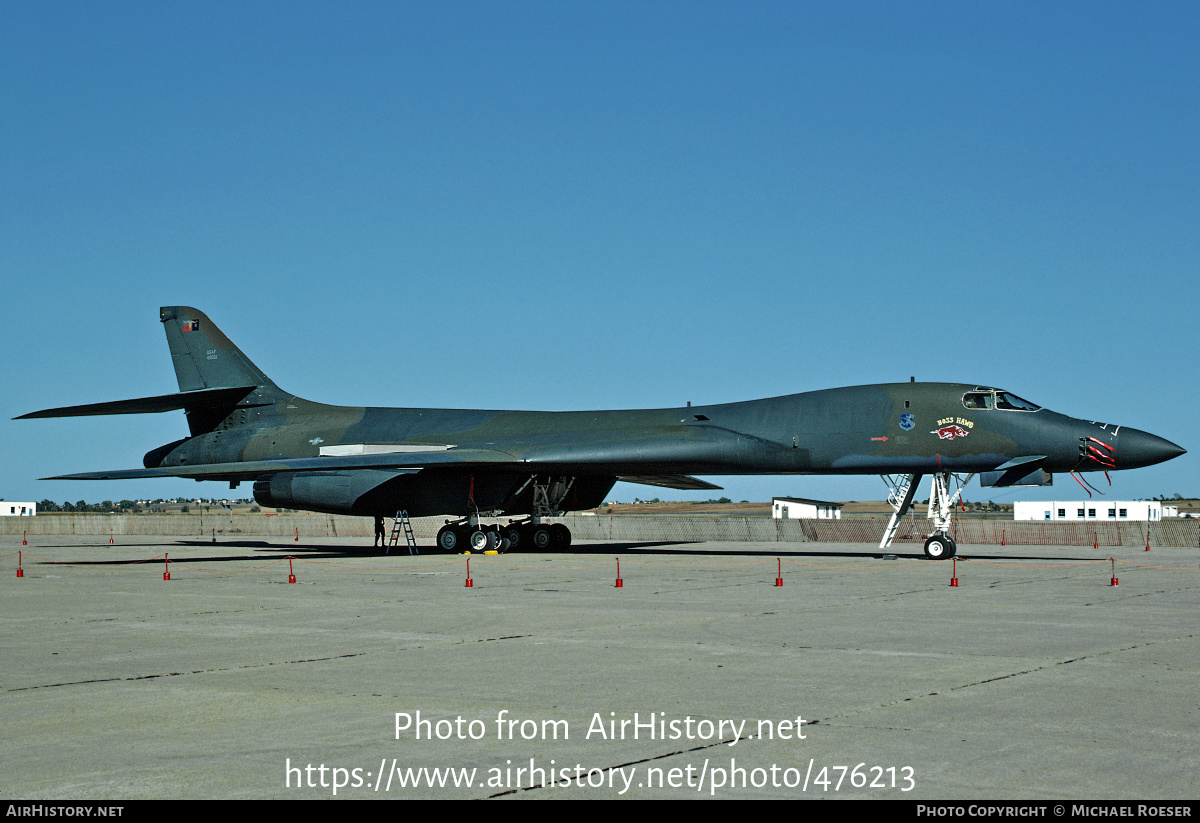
388,510,418,555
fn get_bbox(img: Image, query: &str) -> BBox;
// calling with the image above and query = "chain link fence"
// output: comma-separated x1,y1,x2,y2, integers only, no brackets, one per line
5,513,1195,547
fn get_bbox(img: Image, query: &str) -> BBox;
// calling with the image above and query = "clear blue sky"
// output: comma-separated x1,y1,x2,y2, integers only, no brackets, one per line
2,1,1196,507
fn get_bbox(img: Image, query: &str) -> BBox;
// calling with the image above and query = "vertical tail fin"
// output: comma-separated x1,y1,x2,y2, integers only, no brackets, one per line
160,306,283,396
160,306,290,436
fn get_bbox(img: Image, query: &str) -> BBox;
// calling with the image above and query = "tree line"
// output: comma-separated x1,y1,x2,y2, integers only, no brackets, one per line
37,500,145,513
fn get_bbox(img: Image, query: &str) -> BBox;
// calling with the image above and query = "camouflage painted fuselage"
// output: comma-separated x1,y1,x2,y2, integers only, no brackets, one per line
150,382,1181,518
22,307,1185,519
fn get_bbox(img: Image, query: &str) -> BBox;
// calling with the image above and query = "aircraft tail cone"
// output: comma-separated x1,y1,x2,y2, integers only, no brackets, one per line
615,558,623,588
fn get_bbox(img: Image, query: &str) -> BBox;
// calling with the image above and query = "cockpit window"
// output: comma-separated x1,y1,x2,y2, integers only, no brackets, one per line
994,392,1040,411
962,392,994,410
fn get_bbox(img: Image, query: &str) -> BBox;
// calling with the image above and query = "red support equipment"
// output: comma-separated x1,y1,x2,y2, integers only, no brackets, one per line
774,557,783,587
615,558,623,588
288,556,296,584
465,557,473,588
950,557,959,587
16,551,23,578
163,553,171,581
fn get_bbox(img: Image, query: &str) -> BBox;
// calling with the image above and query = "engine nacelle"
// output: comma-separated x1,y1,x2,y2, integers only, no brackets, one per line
254,469,618,518
254,470,408,515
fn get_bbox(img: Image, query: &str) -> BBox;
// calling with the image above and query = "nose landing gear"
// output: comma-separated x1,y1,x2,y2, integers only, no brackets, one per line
880,471,972,559
923,533,956,560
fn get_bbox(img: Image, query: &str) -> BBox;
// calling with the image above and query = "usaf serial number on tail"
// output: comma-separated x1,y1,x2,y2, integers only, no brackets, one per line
17,307,1185,559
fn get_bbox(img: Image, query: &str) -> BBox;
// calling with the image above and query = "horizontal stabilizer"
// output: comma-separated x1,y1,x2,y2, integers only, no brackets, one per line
15,386,259,419
618,475,723,491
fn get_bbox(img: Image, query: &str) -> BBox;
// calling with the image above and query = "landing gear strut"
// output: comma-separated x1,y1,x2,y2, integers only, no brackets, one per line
502,476,575,551
880,471,974,559
436,475,578,553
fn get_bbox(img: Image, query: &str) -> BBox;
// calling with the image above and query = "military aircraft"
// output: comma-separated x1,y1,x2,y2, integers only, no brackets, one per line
18,307,1185,558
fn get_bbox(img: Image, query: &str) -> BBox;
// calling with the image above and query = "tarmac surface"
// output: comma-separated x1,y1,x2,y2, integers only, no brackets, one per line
2,534,1197,800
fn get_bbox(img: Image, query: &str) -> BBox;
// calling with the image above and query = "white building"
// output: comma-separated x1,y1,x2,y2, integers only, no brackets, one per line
1,502,36,517
1013,501,1176,522
772,497,842,520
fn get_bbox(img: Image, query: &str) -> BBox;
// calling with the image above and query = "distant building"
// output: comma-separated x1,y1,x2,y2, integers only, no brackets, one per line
1013,501,1176,521
772,497,842,520
1,502,36,517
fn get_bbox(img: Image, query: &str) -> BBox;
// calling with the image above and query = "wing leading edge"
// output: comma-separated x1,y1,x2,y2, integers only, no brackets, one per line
617,475,723,491
47,451,721,493
43,447,520,482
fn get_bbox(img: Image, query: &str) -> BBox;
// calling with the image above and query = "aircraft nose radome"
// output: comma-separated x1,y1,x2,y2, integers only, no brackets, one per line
1119,429,1186,469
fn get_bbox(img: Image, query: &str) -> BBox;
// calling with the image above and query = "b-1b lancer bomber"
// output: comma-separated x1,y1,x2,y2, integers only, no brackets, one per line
18,307,1185,558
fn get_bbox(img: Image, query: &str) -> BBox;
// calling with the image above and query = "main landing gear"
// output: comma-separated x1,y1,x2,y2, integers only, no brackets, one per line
435,475,576,553
436,521,503,553
501,520,571,552
879,471,975,560
435,519,572,554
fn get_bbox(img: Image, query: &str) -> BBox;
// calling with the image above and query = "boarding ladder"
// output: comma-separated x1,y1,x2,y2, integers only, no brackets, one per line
879,473,922,549
388,510,418,555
